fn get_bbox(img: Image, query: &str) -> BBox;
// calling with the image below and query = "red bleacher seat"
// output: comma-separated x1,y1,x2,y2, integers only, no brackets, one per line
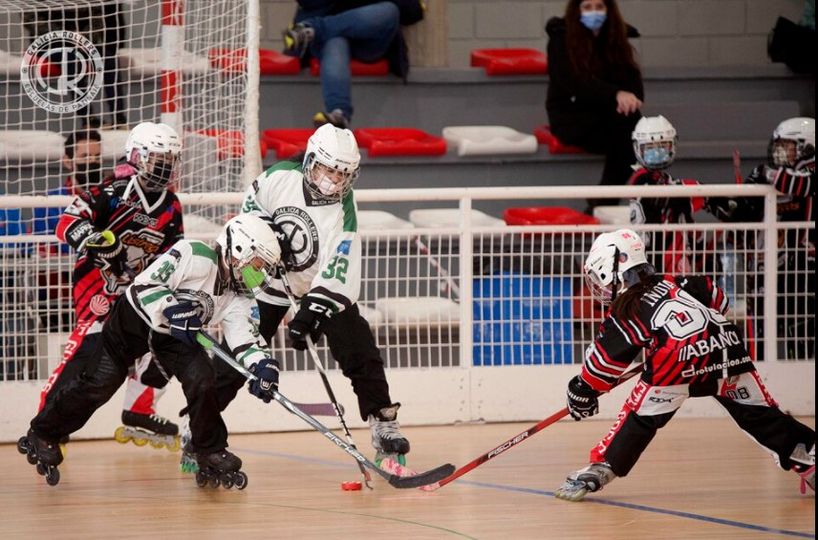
197,129,268,160
533,125,586,154
503,206,599,226
261,128,314,159
209,48,301,75
353,128,447,157
310,57,389,76
470,49,548,76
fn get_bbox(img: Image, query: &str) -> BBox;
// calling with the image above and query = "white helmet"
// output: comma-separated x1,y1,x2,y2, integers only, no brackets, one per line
125,122,182,192
302,123,360,202
768,117,815,168
216,214,282,297
632,115,677,170
584,229,649,305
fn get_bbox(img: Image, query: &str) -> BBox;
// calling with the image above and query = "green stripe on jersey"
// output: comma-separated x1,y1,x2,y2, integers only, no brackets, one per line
342,191,357,232
141,289,171,306
265,160,301,176
190,241,217,263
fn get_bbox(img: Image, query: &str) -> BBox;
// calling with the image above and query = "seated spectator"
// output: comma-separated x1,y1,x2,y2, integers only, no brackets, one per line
282,0,423,128
33,130,105,255
545,0,643,213
706,117,815,361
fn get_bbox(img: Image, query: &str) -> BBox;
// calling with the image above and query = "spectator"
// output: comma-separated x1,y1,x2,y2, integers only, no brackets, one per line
545,0,644,213
282,0,424,128
33,130,105,255
706,117,815,361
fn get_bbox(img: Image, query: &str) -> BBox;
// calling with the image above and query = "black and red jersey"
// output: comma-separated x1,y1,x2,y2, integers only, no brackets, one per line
56,172,184,299
581,274,754,391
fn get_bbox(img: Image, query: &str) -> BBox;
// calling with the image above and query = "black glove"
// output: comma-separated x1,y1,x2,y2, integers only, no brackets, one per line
162,303,203,346
704,197,736,221
288,296,333,351
566,375,600,421
248,358,280,403
85,230,125,273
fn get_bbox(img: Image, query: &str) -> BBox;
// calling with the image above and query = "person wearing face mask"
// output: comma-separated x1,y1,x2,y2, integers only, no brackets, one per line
545,0,644,214
211,124,412,468
37,122,186,452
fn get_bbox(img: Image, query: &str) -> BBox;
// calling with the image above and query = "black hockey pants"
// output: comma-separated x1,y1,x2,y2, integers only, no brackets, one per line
32,299,229,454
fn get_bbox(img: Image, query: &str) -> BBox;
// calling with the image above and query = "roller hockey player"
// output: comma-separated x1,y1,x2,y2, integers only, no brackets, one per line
628,115,705,273
38,122,185,451
553,229,815,502
216,123,410,466
20,214,282,488
706,117,815,361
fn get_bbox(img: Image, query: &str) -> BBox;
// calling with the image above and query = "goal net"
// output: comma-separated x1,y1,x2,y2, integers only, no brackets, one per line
0,0,260,223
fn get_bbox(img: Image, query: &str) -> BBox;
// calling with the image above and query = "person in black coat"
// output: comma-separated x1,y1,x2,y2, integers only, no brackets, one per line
545,0,644,213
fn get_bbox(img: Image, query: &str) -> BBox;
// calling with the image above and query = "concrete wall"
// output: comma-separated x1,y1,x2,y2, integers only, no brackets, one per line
259,0,807,68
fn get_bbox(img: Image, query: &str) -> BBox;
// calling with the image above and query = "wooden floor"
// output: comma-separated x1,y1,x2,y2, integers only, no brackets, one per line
0,417,814,539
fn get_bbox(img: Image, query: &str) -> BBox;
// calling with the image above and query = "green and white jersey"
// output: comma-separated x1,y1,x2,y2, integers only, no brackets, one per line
126,239,268,368
241,160,361,313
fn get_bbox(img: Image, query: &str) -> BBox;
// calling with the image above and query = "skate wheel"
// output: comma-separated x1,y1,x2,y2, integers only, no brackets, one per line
234,471,248,490
36,462,47,476
17,437,29,455
167,437,181,453
220,474,234,489
132,437,149,447
45,467,60,486
209,476,220,489
397,454,407,466
60,444,68,457
150,439,164,449
195,471,208,488
113,427,130,444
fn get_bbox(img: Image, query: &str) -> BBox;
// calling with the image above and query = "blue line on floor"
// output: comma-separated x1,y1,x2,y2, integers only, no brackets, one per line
235,446,815,539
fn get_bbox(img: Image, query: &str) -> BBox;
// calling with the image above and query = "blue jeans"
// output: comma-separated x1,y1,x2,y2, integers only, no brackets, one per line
302,2,400,119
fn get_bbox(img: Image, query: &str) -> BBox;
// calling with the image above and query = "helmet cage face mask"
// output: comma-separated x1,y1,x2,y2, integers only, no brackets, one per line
221,223,280,297
585,246,622,306
130,149,181,192
303,152,359,202
768,117,816,168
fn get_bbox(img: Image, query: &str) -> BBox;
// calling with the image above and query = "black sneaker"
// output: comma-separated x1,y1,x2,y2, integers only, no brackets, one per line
313,109,350,129
283,23,314,58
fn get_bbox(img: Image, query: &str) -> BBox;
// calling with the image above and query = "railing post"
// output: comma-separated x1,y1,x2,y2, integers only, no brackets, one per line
763,190,778,363
459,196,474,417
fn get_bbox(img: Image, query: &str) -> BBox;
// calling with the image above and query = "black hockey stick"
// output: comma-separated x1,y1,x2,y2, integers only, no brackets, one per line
277,266,372,489
197,332,455,489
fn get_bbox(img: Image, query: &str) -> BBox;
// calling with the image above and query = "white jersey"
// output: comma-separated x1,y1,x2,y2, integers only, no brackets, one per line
126,239,268,368
241,160,361,312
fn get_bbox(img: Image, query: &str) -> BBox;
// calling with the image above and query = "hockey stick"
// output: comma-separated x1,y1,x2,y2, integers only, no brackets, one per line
428,362,644,491
196,331,455,489
414,236,460,300
733,149,743,184
277,267,372,489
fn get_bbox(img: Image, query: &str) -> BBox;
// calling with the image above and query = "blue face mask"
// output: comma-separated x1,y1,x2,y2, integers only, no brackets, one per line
580,11,607,31
642,147,671,168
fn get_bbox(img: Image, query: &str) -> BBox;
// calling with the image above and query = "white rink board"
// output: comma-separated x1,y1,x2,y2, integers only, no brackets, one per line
0,362,813,442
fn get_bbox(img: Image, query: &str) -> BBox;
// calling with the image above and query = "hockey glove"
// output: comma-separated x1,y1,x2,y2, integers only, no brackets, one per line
163,303,203,346
566,375,600,421
288,296,334,350
86,230,125,274
248,358,280,403
704,197,737,221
